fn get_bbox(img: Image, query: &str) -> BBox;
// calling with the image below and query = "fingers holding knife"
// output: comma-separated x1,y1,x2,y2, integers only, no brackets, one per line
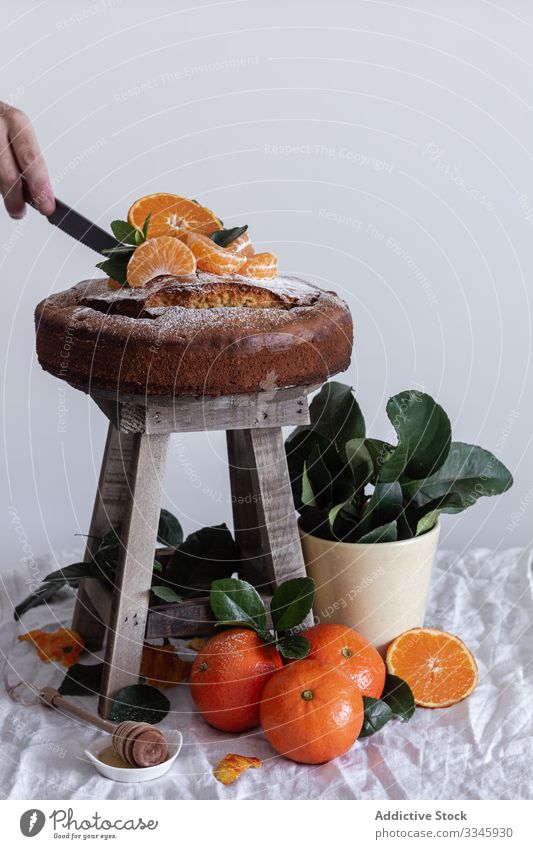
0,101,55,218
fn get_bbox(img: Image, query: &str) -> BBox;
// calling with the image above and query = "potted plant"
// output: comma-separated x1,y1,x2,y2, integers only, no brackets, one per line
285,382,513,653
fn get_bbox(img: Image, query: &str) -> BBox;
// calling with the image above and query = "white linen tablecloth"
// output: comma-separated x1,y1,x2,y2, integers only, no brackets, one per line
0,548,532,800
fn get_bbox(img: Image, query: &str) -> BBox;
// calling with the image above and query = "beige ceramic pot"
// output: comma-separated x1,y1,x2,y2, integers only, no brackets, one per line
300,522,440,655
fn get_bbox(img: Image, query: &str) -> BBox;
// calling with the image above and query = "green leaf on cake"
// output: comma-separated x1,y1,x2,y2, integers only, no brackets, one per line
210,225,248,248
110,219,140,245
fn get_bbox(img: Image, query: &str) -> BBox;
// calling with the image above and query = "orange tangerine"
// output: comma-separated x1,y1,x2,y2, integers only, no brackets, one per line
126,236,196,287
127,193,222,239
386,627,478,708
229,231,254,257
186,232,246,275
240,252,277,279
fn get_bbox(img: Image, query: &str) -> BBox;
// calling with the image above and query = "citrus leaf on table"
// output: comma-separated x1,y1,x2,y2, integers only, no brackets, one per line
157,508,183,547
210,578,267,632
270,577,315,631
210,225,248,248
276,634,311,659
381,673,415,721
59,663,103,696
110,684,170,724
359,696,394,737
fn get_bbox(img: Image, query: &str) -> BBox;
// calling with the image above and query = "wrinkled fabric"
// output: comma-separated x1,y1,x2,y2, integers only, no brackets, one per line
0,548,532,800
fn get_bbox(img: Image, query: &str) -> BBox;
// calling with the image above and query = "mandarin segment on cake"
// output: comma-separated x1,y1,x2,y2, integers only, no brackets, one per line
35,272,353,396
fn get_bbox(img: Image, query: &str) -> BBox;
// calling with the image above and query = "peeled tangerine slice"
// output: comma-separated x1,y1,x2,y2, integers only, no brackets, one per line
127,236,196,287
386,627,478,708
186,232,246,274
127,193,222,239
240,252,277,279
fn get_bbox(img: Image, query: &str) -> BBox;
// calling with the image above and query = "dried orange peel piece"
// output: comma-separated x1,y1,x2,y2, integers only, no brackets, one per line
240,252,277,279
18,628,84,667
127,235,196,286
140,641,192,688
128,193,222,239
187,637,208,652
386,627,478,708
186,232,246,274
214,753,262,786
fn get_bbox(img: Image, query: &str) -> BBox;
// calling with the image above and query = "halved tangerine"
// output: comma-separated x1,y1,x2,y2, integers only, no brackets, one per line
127,193,222,239
386,627,478,708
186,232,246,275
240,252,277,279
127,236,196,287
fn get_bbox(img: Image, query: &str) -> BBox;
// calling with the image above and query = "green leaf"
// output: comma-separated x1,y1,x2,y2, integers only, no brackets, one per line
210,225,247,248
59,663,103,696
381,673,415,721
402,442,513,512
308,382,366,453
110,684,170,724
345,437,374,489
40,562,90,586
270,577,315,631
304,444,333,509
276,634,311,659
164,523,239,598
415,509,440,536
359,696,394,737
365,438,394,479
358,481,403,537
301,461,318,508
157,509,183,547
152,559,163,574
210,577,267,632
379,392,451,483
95,255,130,286
151,585,183,604
357,520,397,543
14,582,65,620
110,220,139,245
142,212,152,240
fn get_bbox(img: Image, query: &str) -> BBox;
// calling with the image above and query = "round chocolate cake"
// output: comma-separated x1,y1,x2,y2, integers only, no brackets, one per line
34,273,353,396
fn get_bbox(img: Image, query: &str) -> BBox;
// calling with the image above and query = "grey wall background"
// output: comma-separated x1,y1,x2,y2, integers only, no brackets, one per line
1,0,532,576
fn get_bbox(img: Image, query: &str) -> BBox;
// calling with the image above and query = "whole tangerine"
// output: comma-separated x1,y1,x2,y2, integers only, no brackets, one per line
260,659,364,764
190,628,282,732
302,623,386,698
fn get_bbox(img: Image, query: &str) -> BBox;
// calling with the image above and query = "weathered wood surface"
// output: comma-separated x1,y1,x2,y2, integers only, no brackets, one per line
89,384,315,434
72,424,138,651
99,432,170,718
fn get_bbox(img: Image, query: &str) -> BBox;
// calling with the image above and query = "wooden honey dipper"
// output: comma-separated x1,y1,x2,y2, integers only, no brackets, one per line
39,687,168,768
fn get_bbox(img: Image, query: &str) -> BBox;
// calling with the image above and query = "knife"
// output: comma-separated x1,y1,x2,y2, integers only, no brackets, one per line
21,176,120,255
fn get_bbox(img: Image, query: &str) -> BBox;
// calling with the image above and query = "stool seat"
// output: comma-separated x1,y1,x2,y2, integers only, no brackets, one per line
71,384,318,717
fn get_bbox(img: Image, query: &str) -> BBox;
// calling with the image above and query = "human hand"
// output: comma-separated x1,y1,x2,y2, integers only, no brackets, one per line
0,102,55,218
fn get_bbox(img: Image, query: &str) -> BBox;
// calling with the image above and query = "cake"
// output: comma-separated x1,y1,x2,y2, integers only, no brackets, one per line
35,273,353,396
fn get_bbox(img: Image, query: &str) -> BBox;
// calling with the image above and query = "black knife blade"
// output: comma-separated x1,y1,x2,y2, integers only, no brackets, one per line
21,177,120,255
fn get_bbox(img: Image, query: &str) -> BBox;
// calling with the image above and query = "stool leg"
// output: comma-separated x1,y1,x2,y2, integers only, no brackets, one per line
227,427,307,593
99,432,170,719
72,424,139,651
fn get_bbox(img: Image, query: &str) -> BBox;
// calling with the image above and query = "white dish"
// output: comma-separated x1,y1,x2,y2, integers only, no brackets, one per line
84,728,183,783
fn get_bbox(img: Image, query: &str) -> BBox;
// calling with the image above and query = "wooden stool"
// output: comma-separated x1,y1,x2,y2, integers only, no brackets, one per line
71,384,317,717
